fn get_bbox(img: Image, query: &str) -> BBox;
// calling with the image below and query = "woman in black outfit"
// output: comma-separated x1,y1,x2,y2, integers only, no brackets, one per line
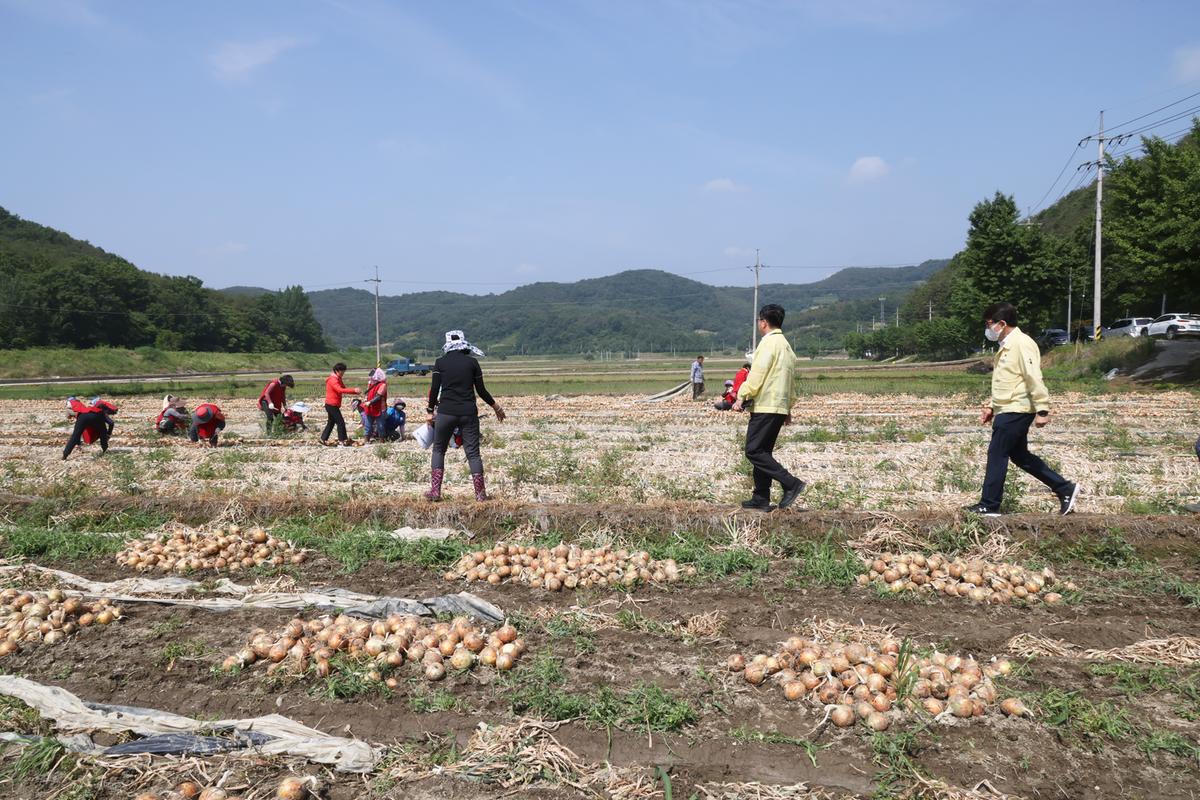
425,330,505,501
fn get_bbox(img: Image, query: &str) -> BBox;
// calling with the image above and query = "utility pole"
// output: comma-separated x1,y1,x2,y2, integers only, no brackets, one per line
366,266,382,366
1081,112,1106,340
928,300,933,321
749,249,762,352
878,297,885,329
895,307,899,327
1066,264,1073,336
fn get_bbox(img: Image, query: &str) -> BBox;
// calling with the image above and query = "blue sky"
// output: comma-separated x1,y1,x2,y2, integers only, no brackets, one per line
2,0,1198,295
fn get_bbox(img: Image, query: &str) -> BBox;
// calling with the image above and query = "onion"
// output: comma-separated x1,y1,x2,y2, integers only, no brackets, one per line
495,652,515,670
949,698,974,718
999,697,1030,717
450,648,476,670
923,698,945,716
198,790,228,800
726,654,746,671
425,662,446,681
176,782,202,799
854,700,875,720
783,681,805,701
830,706,855,727
275,777,308,800
480,646,498,666
497,624,517,644
865,711,890,731
743,665,766,685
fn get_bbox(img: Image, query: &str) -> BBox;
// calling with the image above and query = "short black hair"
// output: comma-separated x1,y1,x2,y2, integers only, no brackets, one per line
697,354,704,360
280,374,295,387
742,362,751,369
333,362,347,372
758,304,785,328
982,302,1018,326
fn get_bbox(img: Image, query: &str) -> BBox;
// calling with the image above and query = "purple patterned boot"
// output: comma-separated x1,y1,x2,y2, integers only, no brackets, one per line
471,472,489,501
424,468,444,501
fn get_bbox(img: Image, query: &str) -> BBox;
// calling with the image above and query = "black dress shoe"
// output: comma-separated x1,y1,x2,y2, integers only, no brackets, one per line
740,497,774,511
778,480,806,510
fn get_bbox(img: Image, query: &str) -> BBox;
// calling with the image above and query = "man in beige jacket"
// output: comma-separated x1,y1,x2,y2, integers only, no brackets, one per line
965,302,1079,516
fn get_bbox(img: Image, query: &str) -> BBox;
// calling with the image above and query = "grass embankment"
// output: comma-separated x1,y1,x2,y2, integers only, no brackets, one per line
1042,337,1156,382
0,347,380,381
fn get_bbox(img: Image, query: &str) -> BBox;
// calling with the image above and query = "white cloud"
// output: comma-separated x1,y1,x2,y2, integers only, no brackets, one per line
514,263,539,275
209,36,305,82
848,156,891,183
703,177,748,193
1173,45,1200,84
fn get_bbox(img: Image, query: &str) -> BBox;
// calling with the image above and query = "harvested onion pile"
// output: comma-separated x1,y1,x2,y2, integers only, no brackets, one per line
225,613,526,684
0,588,123,657
117,525,307,574
858,552,1068,604
445,542,697,591
134,776,315,800
728,636,1028,731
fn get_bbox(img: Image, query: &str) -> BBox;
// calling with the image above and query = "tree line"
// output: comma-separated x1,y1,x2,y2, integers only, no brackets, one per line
844,121,1200,360
0,207,328,352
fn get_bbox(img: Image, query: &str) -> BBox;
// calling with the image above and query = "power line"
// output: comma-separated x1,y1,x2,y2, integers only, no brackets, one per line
1104,90,1200,134
1105,105,1200,143
1030,142,1086,214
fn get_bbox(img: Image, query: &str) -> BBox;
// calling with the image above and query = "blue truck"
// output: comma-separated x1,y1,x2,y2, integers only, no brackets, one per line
384,357,430,376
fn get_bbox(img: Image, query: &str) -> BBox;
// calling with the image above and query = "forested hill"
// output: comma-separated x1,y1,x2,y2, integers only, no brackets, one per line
0,207,328,352
293,260,948,354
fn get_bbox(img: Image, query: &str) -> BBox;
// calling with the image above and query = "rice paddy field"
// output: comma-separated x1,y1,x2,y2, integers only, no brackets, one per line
0,364,1198,800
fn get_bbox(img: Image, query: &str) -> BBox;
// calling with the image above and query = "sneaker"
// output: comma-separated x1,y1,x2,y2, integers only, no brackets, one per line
962,503,1001,517
1058,483,1080,516
778,480,806,510
740,497,774,512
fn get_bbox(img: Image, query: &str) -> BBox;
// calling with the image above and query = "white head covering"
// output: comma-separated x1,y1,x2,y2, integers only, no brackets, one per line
443,330,485,357
369,367,386,383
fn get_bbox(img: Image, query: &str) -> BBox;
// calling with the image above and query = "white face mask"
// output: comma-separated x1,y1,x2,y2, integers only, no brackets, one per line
984,323,1002,342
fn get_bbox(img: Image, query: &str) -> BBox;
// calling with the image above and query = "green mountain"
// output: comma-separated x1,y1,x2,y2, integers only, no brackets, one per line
293,261,948,354
0,207,328,352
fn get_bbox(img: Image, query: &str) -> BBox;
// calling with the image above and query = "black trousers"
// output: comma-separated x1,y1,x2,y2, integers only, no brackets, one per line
745,412,799,500
431,413,483,474
980,412,1071,509
63,412,109,459
321,404,348,442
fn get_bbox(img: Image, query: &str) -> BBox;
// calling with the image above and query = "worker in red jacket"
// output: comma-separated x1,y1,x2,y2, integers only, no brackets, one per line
320,362,360,446
62,396,118,460
258,374,295,433
362,368,388,442
732,362,750,395
188,403,226,447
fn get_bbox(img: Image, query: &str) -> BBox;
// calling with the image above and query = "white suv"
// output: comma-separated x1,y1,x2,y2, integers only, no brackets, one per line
1104,317,1154,337
1146,313,1200,340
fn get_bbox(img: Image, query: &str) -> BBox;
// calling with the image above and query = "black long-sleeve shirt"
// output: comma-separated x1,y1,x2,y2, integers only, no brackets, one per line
427,350,495,416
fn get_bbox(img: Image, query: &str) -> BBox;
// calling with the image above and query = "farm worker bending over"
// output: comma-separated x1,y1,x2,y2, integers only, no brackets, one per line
258,374,294,432
733,304,805,512
362,368,388,443
156,395,188,434
965,302,1080,517
62,396,118,460
690,355,705,399
320,362,360,446
188,403,226,447
425,330,505,501
384,400,407,441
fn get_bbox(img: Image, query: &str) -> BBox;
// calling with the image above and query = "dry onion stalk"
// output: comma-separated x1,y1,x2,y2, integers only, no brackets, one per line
445,542,696,591
224,613,526,684
728,635,1026,730
0,588,123,657
117,525,307,574
858,552,1072,605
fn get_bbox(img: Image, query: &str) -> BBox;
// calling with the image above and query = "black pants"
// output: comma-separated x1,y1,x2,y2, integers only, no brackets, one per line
321,404,347,442
63,412,109,459
431,413,482,474
692,381,704,399
980,412,1071,509
745,412,799,500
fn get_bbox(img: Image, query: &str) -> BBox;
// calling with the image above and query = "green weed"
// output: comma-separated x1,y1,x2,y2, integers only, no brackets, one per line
728,725,823,766
408,686,461,713
1036,688,1134,749
793,533,863,587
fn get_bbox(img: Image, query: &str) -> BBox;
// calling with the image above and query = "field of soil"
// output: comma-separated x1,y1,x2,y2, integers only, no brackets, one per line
0,390,1199,800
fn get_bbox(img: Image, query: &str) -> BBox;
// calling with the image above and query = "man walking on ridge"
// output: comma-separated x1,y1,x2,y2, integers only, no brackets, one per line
964,302,1080,517
690,355,705,399
733,304,804,511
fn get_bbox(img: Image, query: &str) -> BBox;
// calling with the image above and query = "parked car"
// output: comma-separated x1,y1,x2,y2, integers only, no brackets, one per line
384,357,430,376
1102,317,1155,338
1036,328,1070,350
1146,314,1200,340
